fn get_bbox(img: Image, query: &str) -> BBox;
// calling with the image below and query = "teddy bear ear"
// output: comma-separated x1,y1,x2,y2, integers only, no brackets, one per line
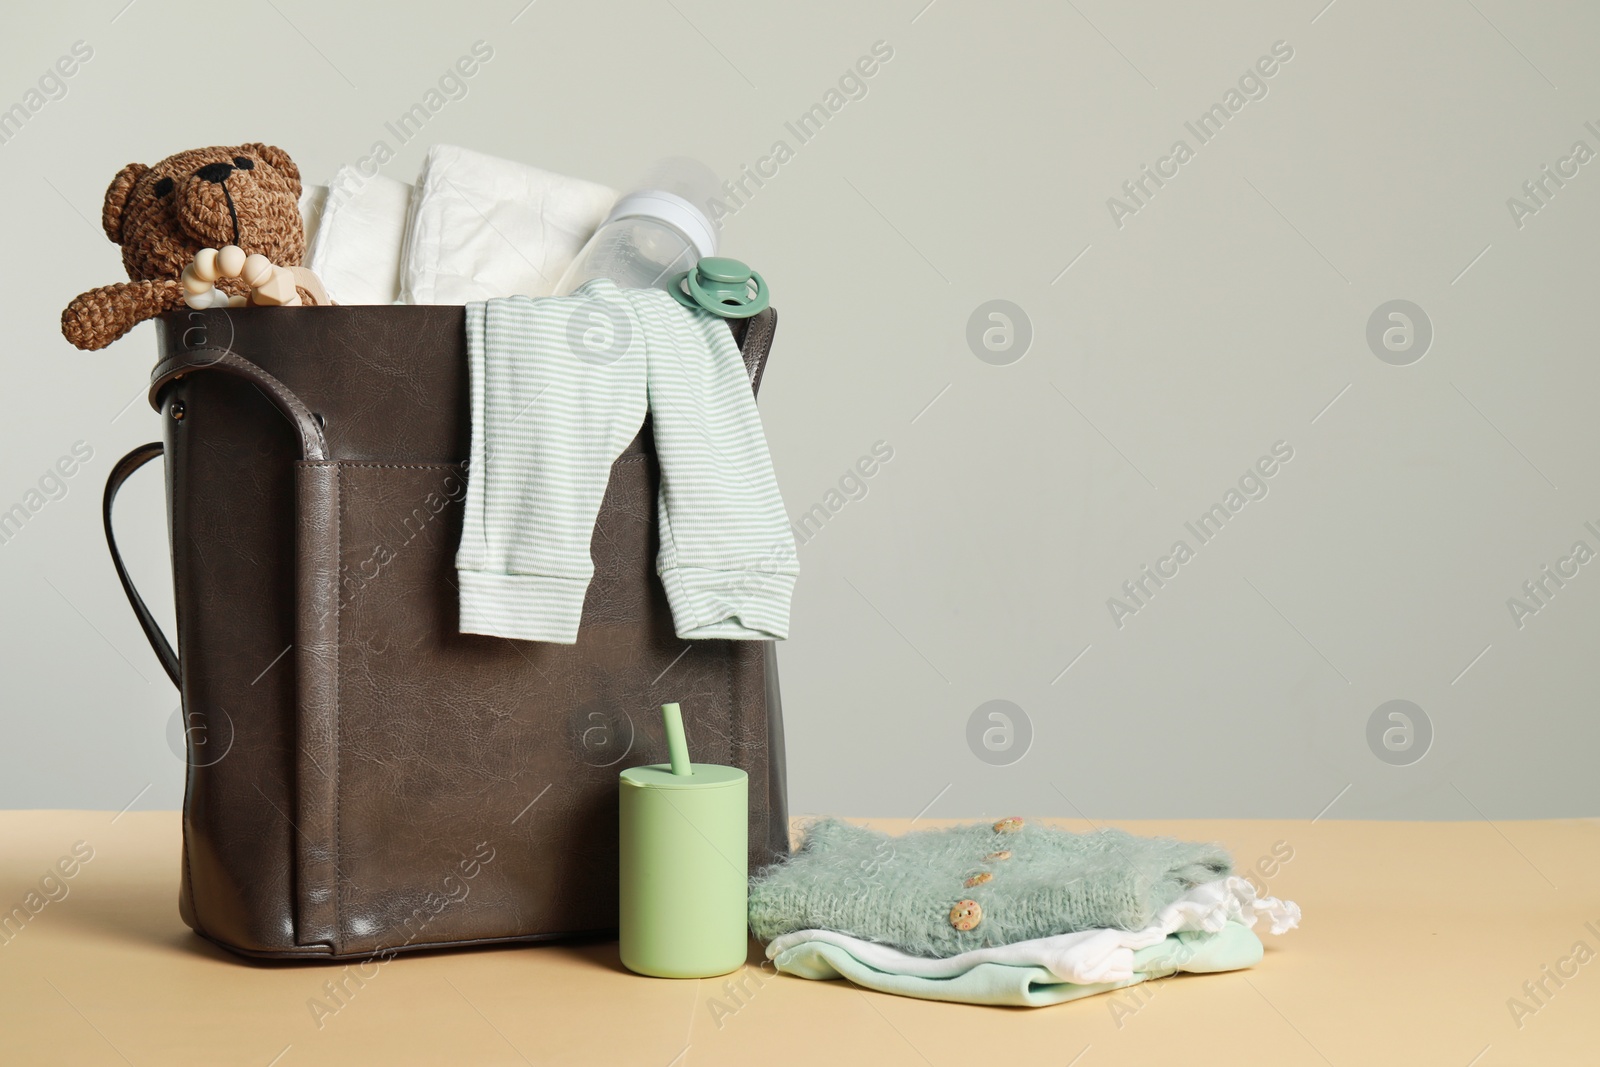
241,143,301,195
101,162,148,244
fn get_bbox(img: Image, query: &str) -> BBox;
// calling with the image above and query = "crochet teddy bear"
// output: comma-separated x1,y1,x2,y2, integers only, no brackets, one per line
61,142,324,351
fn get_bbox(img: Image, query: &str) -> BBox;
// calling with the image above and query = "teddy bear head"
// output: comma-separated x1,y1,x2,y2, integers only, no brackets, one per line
62,143,310,351
103,142,305,283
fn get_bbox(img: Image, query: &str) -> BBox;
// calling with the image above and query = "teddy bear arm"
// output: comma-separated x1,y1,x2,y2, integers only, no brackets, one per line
61,279,186,351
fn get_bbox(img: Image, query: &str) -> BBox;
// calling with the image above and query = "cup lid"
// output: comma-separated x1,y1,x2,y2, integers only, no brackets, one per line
621,763,747,790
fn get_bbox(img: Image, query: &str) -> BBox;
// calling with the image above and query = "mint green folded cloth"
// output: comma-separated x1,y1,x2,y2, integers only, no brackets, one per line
769,922,1264,1008
749,818,1232,956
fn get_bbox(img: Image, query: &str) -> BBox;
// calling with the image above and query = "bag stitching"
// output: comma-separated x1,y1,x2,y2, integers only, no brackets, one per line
301,459,344,950
332,462,342,952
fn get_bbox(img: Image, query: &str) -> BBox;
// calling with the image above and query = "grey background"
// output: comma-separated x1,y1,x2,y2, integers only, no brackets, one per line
3,0,1595,819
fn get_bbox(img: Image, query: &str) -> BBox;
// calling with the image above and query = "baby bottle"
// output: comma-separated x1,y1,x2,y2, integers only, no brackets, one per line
555,158,720,294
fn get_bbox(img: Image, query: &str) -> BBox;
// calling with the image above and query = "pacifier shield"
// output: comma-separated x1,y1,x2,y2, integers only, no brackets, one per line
669,257,770,319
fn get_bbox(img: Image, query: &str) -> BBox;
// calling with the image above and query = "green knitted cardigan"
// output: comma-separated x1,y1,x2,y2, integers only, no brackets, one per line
748,818,1233,957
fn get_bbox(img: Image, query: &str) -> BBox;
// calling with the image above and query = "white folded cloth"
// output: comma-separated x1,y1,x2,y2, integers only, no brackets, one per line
304,168,415,305
298,184,327,256
398,144,615,305
764,876,1299,986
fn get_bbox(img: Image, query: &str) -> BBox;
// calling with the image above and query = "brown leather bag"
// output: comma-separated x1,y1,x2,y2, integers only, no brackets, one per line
103,305,789,959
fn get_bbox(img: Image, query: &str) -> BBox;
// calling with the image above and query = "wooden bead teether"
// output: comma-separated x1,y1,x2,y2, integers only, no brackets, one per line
216,245,245,278
192,247,219,283
180,245,316,310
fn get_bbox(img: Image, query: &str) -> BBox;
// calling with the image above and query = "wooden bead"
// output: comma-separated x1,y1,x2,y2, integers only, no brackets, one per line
180,265,212,296
188,287,232,308
241,254,273,288
216,245,246,278
249,265,300,306
192,248,220,283
286,265,330,307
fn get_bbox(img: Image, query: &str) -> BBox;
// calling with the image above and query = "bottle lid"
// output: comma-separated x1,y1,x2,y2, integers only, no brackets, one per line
604,190,718,259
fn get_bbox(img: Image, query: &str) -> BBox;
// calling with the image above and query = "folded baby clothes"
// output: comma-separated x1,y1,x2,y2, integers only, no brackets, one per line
305,167,415,304
748,817,1233,955
765,875,1299,986
400,144,615,304
456,278,798,643
770,922,1266,1008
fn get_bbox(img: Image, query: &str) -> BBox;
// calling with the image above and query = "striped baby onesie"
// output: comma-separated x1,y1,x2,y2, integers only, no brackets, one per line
456,278,797,644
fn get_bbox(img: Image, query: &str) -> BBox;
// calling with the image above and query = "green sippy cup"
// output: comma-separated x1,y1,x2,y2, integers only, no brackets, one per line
618,702,748,978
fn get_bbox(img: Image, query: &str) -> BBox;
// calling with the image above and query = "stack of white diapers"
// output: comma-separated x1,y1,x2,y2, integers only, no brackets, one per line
302,145,617,306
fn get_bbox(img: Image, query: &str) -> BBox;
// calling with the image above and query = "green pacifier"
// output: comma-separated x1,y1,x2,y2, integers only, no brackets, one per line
668,257,769,319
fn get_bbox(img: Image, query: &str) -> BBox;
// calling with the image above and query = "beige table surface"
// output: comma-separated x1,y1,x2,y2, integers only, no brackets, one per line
2,811,1596,1066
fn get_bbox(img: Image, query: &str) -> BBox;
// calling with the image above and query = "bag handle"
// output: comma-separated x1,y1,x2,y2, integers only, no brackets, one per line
101,345,333,690
103,441,180,687
149,347,330,461
733,307,776,395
